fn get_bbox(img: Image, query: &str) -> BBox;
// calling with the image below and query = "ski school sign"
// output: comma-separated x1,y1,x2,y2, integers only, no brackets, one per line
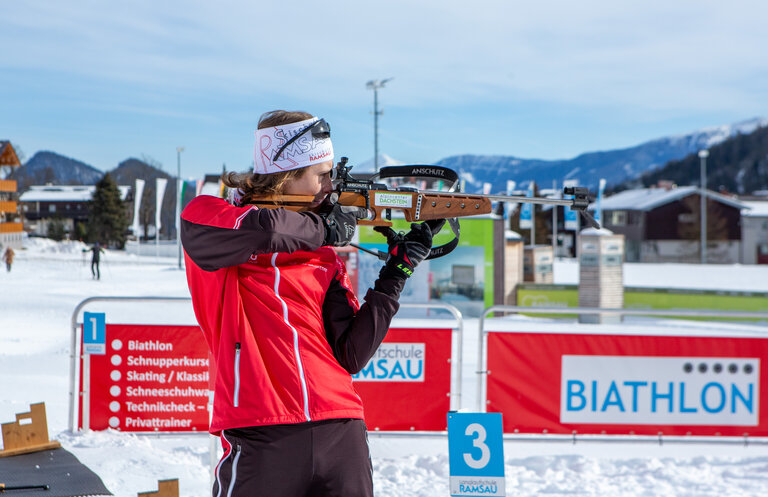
485,331,768,436
352,327,453,431
352,343,426,382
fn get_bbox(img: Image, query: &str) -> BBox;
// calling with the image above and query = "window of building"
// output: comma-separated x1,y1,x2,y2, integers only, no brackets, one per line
610,210,627,226
49,204,56,213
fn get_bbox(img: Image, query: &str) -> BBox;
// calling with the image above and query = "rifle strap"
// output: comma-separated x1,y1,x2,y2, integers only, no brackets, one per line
376,165,459,186
426,217,460,259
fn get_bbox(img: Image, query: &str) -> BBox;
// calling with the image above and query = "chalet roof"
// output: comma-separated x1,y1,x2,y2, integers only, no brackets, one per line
593,186,748,212
741,200,768,217
19,185,130,202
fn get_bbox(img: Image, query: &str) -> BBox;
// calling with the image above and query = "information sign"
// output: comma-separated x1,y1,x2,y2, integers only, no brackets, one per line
447,412,505,496
81,324,210,432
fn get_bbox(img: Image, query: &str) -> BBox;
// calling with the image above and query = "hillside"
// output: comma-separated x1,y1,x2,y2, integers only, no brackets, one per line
615,125,768,194
9,151,103,190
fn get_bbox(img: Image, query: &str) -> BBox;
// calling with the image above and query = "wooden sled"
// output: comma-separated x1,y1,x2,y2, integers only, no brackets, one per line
0,402,62,458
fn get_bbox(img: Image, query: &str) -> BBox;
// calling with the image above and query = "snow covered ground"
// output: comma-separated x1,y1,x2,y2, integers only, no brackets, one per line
2,238,768,496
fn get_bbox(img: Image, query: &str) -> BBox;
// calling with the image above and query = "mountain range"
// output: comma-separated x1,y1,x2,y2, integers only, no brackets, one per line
436,118,768,193
9,118,768,197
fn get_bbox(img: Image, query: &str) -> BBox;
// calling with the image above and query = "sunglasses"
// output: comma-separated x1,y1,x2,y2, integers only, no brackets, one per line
272,118,331,162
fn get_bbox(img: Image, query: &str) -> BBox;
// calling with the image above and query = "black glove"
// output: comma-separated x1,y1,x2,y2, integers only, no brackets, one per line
319,196,368,247
373,219,445,280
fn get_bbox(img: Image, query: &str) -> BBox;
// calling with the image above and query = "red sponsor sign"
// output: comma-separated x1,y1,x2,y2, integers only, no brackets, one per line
486,332,767,436
352,328,453,431
81,324,210,432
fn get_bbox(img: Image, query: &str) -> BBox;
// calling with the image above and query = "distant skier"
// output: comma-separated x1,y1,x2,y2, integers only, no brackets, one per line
85,242,104,280
2,246,14,272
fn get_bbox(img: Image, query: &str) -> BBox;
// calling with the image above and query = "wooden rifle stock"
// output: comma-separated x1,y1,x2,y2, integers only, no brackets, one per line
251,191,494,227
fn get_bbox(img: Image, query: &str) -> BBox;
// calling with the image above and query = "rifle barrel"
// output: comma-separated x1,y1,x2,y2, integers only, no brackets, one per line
421,191,579,207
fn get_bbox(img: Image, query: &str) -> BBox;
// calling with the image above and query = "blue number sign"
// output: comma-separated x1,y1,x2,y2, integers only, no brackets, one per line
83,312,106,355
447,412,505,496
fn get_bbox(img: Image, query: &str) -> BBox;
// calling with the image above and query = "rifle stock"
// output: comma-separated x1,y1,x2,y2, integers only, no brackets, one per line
252,190,494,227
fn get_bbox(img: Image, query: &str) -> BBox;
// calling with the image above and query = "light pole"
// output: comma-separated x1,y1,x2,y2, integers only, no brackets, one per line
366,78,393,172
699,149,709,264
176,146,185,269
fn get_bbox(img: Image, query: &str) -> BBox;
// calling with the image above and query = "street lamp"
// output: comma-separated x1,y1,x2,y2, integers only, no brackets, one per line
176,146,185,269
366,78,393,172
699,149,709,264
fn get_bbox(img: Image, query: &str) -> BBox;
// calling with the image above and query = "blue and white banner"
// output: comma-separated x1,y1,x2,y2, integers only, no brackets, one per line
518,182,534,229
83,312,106,355
594,178,606,226
448,412,505,496
563,179,579,230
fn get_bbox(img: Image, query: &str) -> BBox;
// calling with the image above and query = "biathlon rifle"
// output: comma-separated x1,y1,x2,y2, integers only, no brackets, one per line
251,157,598,259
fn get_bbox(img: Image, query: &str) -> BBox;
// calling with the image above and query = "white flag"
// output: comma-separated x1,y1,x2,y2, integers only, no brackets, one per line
483,182,492,195
506,180,516,195
155,177,168,236
132,179,145,237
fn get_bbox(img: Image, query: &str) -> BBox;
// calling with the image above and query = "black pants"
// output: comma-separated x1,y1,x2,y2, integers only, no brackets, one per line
91,260,100,279
214,419,373,497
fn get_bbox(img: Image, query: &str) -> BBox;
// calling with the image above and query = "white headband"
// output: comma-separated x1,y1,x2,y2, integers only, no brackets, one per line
253,117,334,174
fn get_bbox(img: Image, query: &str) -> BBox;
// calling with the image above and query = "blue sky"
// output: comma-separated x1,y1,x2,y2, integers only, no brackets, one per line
2,0,767,180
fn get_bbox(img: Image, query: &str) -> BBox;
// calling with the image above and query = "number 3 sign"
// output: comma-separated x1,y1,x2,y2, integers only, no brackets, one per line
447,412,505,496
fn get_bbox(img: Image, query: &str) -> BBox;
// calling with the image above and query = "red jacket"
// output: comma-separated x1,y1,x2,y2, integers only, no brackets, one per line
181,195,402,434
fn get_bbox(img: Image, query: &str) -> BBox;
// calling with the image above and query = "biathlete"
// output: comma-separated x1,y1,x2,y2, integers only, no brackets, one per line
181,110,443,497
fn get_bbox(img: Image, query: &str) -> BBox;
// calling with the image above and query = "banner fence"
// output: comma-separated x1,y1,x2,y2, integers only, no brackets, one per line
478,306,768,442
70,297,463,434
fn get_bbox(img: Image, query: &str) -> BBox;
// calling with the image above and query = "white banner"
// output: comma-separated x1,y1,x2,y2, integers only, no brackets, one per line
561,355,759,426
175,179,183,235
155,177,168,237
132,179,145,237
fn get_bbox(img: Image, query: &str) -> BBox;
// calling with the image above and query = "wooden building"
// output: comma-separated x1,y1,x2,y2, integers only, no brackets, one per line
0,141,23,249
595,184,746,263
20,185,130,237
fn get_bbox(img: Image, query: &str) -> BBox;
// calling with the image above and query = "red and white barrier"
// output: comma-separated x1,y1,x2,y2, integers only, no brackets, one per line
485,331,768,436
352,327,454,431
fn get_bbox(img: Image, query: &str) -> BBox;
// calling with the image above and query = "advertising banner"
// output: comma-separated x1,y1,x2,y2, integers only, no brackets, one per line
358,218,495,317
486,332,767,436
352,327,453,431
81,324,210,432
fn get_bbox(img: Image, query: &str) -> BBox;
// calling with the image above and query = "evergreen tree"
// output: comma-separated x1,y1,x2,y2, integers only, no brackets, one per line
87,173,130,249
47,216,67,241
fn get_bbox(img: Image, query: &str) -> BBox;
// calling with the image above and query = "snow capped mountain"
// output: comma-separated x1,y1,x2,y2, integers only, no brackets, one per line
436,118,768,194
